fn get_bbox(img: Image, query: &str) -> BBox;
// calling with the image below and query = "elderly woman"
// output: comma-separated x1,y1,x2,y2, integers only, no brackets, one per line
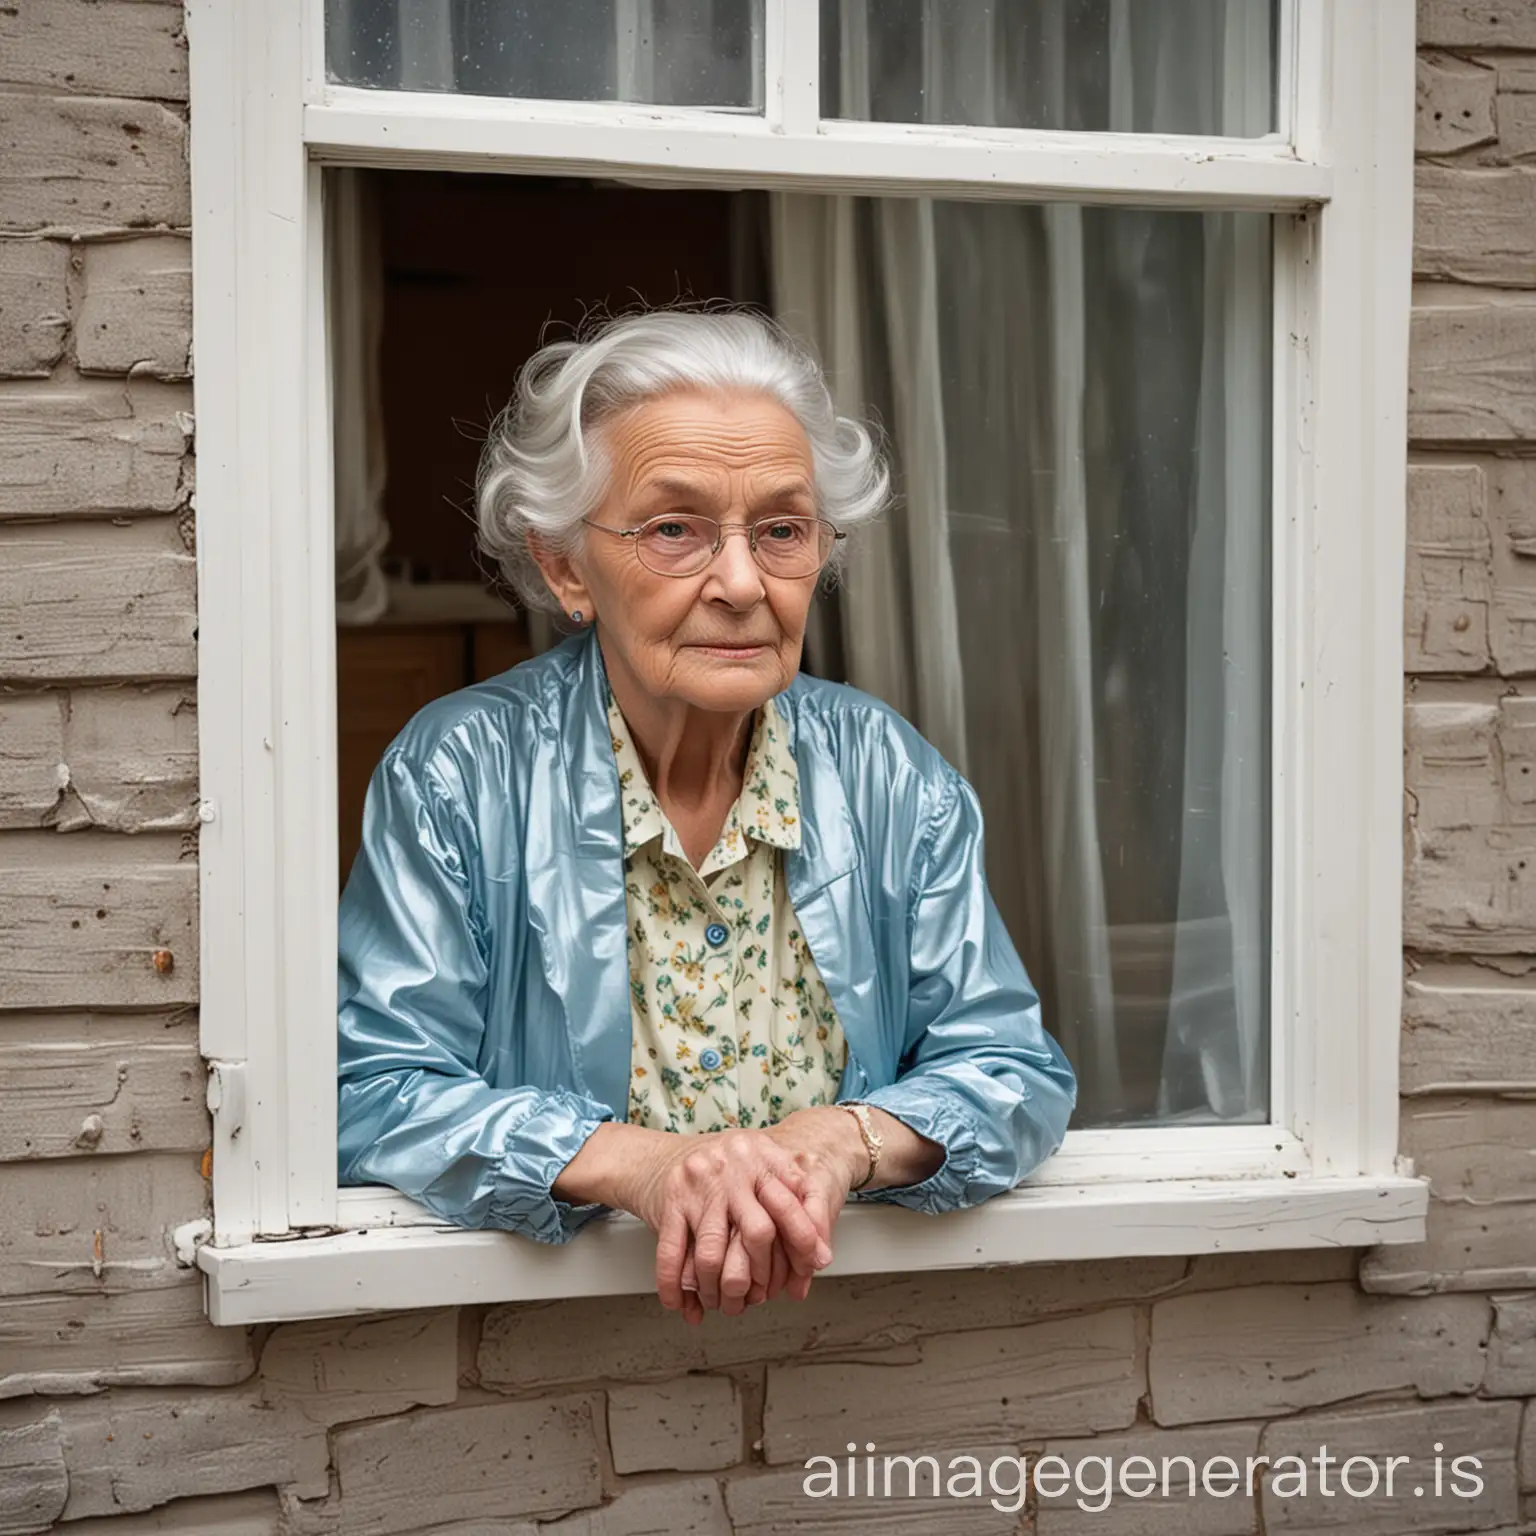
337,310,1076,1323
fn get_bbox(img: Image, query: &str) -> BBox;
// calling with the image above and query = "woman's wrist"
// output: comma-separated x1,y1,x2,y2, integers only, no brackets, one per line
552,1121,671,1212
768,1106,869,1193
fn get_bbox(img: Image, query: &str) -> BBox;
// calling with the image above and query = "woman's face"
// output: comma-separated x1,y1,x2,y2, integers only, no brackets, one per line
541,390,823,716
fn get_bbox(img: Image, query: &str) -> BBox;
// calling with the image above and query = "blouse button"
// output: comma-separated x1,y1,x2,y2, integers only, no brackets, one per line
704,922,729,947
699,1048,722,1071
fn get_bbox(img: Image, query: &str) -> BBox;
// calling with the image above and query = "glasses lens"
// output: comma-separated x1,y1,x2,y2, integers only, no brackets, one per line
753,518,831,577
635,515,717,575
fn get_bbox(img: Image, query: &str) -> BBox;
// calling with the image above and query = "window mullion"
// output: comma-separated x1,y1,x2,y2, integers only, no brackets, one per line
765,0,820,135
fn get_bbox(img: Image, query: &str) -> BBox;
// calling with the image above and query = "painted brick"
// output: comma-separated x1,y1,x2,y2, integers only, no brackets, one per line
0,693,72,829
1404,967,1536,1093
0,830,197,1009
1362,1098,1536,1293
0,1008,204,1160
1486,457,1536,673
280,1495,536,1536
550,1479,733,1536
0,685,199,834
1418,1,1536,48
0,1279,251,1400
258,1309,460,1426
480,1257,1185,1391
0,240,69,377
0,1152,249,1400
0,519,196,683
0,95,188,234
327,1396,604,1531
0,1148,203,1300
1259,1398,1521,1534
1405,462,1492,673
76,235,191,377
34,1388,328,1519
1410,297,1536,443
1417,53,1498,157
726,1458,1021,1535
0,1412,67,1536
1036,1422,1263,1536
46,1491,280,1536
1521,1402,1535,1490
762,1308,1142,1462
0,0,186,100
1416,168,1536,287
1485,1294,1536,1396
1180,1249,1363,1292
1404,695,1536,953
1492,56,1536,163
607,1374,742,1473
1149,1285,1488,1425
0,378,189,518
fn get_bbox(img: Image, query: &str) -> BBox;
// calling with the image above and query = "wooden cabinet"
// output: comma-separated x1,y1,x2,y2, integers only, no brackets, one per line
337,613,531,884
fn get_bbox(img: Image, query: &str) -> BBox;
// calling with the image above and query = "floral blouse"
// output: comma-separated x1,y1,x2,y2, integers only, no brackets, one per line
608,691,848,1134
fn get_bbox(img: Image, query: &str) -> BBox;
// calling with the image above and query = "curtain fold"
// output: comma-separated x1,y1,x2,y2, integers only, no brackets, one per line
328,168,391,627
774,0,1272,1126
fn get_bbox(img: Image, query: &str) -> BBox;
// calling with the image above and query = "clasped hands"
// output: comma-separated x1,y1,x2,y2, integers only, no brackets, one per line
553,1104,879,1325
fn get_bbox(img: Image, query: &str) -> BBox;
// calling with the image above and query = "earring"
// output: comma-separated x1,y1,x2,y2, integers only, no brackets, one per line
570,609,584,624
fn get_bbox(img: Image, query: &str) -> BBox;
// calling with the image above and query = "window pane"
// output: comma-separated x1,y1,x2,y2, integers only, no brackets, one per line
821,0,1276,135
327,0,765,110
774,196,1271,1127
332,171,1273,1132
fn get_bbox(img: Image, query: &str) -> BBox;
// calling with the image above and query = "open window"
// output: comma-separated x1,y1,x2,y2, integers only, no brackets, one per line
188,0,1426,1324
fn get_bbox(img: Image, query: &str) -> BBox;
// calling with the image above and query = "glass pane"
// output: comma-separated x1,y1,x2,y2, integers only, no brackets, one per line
821,0,1277,136
327,0,764,110
774,196,1271,1126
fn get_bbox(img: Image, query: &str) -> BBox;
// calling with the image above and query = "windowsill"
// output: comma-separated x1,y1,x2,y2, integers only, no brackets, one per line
196,1172,1427,1326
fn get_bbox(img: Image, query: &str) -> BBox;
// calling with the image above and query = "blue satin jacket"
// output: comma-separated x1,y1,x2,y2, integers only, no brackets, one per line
337,630,1076,1242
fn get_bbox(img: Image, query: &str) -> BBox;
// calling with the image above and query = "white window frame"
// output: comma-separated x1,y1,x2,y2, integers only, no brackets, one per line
185,0,1425,1325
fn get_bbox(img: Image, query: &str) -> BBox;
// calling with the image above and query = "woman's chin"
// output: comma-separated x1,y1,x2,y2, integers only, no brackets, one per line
671,651,792,711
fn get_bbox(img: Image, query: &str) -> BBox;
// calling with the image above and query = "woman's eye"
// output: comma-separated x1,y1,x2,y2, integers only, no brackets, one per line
652,521,689,540
762,521,801,541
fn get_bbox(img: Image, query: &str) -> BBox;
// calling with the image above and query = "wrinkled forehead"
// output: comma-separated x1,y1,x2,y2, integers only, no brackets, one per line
602,390,816,506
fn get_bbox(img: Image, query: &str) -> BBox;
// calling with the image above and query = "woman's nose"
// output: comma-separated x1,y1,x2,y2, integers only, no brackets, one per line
706,525,766,604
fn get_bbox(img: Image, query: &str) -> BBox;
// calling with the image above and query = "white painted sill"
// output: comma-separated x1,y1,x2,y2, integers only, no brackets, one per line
196,1174,1427,1326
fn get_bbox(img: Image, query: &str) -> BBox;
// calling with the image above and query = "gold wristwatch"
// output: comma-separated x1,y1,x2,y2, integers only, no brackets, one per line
838,1101,884,1191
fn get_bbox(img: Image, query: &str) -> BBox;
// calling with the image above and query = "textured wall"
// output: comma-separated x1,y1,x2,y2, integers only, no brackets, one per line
1,3,1534,1532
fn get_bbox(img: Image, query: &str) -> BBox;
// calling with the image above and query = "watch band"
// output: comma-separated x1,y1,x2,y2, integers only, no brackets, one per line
838,1101,884,1191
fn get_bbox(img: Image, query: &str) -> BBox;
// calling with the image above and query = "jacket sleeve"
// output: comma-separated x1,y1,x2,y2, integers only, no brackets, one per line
854,766,1077,1213
337,749,614,1243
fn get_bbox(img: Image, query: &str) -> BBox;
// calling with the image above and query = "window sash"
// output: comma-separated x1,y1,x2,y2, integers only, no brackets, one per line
189,0,1416,1245
304,0,1317,205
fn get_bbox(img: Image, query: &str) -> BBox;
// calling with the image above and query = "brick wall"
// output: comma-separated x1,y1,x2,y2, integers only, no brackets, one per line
2,3,1534,1532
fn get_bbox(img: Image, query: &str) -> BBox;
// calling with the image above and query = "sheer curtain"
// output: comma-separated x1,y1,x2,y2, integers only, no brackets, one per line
775,0,1272,1126
329,169,391,626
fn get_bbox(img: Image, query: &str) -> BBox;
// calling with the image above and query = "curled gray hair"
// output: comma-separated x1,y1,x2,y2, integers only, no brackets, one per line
475,309,889,613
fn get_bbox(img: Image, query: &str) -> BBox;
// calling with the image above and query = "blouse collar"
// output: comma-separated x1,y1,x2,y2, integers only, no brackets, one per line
606,690,803,866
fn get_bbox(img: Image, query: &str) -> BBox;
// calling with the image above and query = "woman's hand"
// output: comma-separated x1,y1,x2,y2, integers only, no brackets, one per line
553,1122,833,1323
627,1128,833,1323
553,1108,941,1321
680,1107,868,1311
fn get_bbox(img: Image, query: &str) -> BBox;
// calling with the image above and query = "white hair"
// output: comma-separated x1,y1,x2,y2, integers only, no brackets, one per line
474,308,890,612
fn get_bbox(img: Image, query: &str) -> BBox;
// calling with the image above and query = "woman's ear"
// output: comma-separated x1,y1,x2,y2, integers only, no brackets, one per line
527,532,593,622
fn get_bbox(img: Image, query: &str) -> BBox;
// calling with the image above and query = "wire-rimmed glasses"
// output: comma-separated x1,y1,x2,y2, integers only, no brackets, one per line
582,513,845,579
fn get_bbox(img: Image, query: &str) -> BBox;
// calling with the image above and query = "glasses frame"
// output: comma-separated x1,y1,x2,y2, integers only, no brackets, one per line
581,512,847,578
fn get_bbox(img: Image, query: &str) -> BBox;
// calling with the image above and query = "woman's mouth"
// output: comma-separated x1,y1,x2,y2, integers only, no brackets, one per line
689,642,770,658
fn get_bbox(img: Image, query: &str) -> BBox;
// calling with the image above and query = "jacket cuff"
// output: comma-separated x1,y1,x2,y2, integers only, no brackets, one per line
485,1095,614,1244
845,1086,981,1215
